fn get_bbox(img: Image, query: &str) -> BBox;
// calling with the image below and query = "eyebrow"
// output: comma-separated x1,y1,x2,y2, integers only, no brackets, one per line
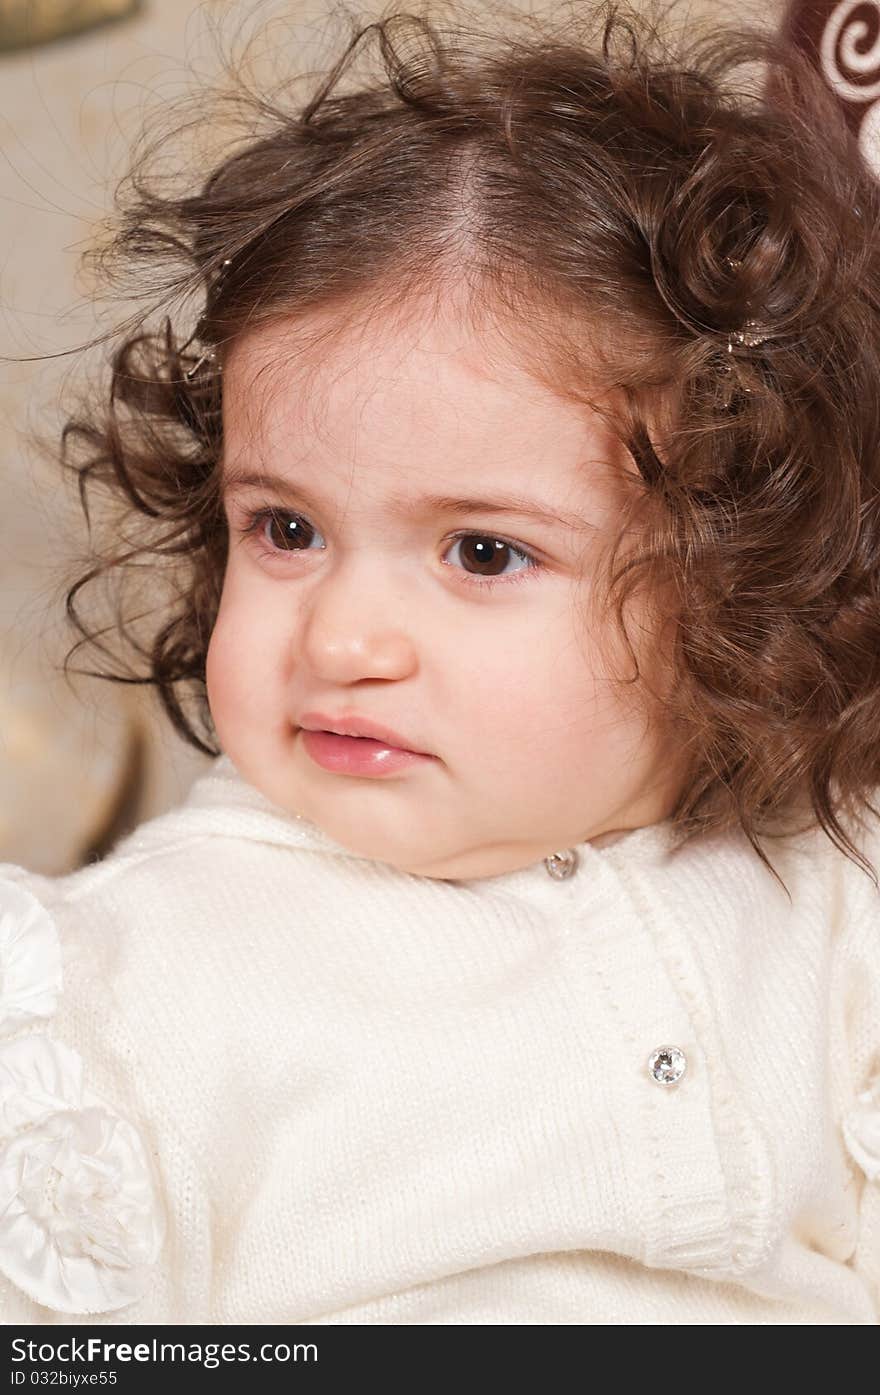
221,469,590,531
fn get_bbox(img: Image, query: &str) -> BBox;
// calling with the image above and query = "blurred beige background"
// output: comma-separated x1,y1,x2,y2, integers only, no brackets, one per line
0,0,782,873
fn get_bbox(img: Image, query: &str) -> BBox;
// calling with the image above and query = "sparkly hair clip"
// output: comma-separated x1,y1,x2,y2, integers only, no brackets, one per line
183,348,217,382
723,256,771,368
183,257,232,382
183,348,217,381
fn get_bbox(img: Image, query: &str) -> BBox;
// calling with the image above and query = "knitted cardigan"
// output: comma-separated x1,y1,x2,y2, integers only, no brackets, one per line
0,753,877,1324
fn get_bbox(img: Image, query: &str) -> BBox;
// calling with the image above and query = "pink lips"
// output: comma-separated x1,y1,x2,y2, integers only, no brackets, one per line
297,711,434,777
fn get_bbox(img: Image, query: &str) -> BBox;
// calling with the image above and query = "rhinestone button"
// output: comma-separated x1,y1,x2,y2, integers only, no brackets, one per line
544,847,579,880
647,1045,687,1087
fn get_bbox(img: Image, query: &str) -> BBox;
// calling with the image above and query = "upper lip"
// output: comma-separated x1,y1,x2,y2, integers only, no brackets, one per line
298,711,431,755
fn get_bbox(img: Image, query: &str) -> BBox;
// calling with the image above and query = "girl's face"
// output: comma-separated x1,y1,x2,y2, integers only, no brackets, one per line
206,300,686,879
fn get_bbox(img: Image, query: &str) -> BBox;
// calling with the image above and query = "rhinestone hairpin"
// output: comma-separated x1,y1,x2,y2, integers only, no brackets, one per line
728,320,771,349
183,348,217,382
723,256,771,357
183,257,232,381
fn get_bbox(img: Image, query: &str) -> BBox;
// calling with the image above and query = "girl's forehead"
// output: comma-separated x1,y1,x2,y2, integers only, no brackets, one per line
222,309,626,470
225,303,542,398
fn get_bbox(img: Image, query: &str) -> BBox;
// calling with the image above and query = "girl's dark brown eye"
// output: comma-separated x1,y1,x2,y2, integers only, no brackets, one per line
453,535,515,577
264,512,315,549
443,533,536,585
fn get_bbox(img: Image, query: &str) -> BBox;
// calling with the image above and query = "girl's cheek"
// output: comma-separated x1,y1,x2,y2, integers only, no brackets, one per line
204,636,222,715
205,621,237,708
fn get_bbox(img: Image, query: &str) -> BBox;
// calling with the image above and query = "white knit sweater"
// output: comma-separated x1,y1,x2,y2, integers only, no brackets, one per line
0,752,878,1325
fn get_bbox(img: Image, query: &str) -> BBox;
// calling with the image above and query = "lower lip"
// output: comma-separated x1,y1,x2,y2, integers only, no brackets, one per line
299,728,432,776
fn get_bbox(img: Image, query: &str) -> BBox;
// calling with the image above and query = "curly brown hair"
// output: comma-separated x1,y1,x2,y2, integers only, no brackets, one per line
56,0,880,895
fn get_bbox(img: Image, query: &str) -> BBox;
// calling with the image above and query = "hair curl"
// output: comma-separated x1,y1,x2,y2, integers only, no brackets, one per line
56,0,880,895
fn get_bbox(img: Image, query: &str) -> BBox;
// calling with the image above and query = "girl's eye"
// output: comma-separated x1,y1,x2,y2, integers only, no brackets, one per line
235,506,542,590
239,507,323,555
440,533,538,587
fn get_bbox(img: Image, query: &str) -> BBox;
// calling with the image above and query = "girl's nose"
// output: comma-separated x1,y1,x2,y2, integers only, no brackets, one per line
296,558,419,683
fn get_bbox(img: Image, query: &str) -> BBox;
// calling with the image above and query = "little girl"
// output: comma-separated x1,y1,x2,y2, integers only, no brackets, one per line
2,0,879,1324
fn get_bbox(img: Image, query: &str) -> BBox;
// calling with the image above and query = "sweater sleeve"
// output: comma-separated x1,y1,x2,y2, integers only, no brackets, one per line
832,844,880,1321
0,867,165,1319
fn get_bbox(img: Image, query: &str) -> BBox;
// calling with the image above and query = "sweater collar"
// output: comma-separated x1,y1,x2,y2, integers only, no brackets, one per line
178,753,689,893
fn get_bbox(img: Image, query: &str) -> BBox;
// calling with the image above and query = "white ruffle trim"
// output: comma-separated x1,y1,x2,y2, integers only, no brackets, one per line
0,881,62,1033
842,1074,880,1182
0,879,164,1314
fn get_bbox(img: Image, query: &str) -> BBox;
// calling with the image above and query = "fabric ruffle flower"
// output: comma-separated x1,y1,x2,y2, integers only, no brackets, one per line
0,884,164,1314
842,1075,880,1182
0,881,62,1035
0,1100,164,1312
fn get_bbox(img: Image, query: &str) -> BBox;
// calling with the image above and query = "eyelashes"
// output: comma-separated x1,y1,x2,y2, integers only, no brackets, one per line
234,504,544,592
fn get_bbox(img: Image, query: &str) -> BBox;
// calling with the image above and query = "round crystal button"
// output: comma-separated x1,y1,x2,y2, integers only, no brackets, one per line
647,1045,687,1087
544,848,579,880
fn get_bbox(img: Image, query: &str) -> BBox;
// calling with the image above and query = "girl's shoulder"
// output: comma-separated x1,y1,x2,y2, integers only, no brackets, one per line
0,758,348,1318
0,865,166,1318
0,749,334,926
